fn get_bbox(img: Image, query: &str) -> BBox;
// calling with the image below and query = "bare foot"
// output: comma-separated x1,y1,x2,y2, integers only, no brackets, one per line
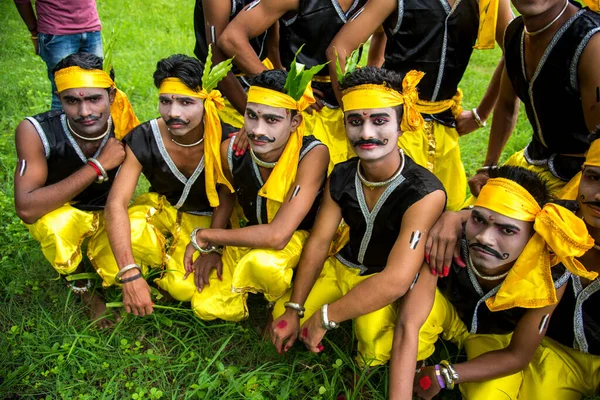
79,289,113,329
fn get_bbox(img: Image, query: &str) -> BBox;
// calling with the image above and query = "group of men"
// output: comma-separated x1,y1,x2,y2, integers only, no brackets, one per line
13,0,600,398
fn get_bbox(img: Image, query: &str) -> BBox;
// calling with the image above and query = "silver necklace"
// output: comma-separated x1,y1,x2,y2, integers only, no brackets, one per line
525,0,569,36
250,148,277,169
67,117,112,141
171,136,204,147
467,253,510,281
357,149,405,189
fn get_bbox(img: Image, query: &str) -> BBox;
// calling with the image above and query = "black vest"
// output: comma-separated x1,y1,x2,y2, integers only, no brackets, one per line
193,0,269,85
124,119,234,214
382,0,479,124
26,110,118,211
279,0,366,106
547,275,600,356
228,135,325,229
439,237,570,334
330,154,445,275
504,7,600,180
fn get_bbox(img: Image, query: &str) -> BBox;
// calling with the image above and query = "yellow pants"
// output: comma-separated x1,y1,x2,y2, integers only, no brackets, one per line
274,256,398,366
521,337,600,399
87,193,212,301
191,230,308,321
418,289,528,399
26,203,102,275
398,120,466,211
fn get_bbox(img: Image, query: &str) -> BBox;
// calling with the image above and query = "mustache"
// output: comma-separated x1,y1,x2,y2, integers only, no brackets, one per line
351,138,388,147
469,242,509,260
165,118,189,126
73,115,100,123
248,133,276,143
582,200,600,208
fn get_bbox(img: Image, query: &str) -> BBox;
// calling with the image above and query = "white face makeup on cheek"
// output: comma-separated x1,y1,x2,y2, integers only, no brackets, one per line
344,107,400,161
158,94,205,137
244,103,293,155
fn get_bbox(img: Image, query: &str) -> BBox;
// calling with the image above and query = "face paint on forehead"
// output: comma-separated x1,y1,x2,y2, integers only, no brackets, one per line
79,92,84,97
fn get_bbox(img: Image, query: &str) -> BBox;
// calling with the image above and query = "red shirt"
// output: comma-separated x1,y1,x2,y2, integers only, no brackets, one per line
15,0,101,35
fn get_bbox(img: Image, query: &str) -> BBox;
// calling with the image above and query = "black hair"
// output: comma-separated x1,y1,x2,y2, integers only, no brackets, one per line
489,165,552,208
339,66,404,121
248,70,297,117
52,52,115,81
153,54,203,91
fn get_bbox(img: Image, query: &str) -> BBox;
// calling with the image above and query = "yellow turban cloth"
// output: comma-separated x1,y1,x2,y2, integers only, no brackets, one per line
54,66,140,139
158,77,233,208
475,0,499,49
583,0,600,12
246,84,316,221
341,70,425,132
559,138,600,200
474,178,596,311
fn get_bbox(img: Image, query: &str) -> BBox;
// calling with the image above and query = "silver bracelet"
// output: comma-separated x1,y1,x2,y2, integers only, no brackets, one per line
284,301,305,318
471,108,486,128
115,263,142,284
87,158,109,183
190,227,223,255
320,304,339,330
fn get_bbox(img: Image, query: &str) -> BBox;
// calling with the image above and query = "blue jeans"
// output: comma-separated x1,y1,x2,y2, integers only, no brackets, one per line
38,31,103,109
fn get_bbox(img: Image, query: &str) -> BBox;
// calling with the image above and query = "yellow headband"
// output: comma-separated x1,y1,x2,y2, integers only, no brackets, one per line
158,77,233,207
341,70,425,132
245,84,316,218
54,66,139,139
474,178,596,311
584,138,600,167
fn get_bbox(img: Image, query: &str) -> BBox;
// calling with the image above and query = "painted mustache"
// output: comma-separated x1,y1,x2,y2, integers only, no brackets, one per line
73,115,100,123
248,133,276,143
469,242,509,260
351,138,388,147
582,200,600,208
165,118,189,126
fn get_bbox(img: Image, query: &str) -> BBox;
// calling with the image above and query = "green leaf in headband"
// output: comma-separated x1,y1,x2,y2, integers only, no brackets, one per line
283,45,328,101
201,44,234,92
336,45,363,83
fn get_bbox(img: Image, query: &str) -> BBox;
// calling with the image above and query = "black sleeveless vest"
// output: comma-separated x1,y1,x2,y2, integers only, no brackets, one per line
504,7,600,180
26,110,118,211
330,154,445,275
193,0,269,86
382,0,479,124
439,237,570,334
228,135,325,229
279,0,366,106
547,275,600,356
124,119,234,214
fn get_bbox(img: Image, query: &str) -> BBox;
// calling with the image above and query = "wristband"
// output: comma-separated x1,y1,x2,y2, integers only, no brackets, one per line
120,273,143,284
320,304,339,330
115,263,142,284
87,158,109,183
284,302,305,318
471,108,486,128
434,364,446,389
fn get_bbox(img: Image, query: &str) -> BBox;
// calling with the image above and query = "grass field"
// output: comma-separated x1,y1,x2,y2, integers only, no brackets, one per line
0,1,539,399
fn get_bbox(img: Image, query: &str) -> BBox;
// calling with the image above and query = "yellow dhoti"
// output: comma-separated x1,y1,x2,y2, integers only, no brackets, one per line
417,288,528,399
399,120,466,211
303,107,353,173
87,192,212,301
521,337,600,399
274,256,397,366
26,203,101,275
191,230,308,321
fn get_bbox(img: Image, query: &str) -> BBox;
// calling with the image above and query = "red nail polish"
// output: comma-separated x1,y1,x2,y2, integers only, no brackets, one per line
419,376,432,390
317,344,324,351
431,269,437,276
232,144,237,150
443,266,449,277
425,254,430,264
277,320,287,329
302,328,308,338
454,256,466,268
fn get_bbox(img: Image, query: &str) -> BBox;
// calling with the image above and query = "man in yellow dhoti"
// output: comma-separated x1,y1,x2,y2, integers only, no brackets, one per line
390,166,595,399
89,51,234,317
183,66,330,323
270,67,446,365
13,52,139,327
519,134,600,399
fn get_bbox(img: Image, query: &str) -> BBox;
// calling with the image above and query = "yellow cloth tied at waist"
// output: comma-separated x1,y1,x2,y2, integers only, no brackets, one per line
559,138,600,200
415,89,463,119
54,66,140,139
341,70,425,132
246,84,316,221
158,78,233,207
475,178,596,311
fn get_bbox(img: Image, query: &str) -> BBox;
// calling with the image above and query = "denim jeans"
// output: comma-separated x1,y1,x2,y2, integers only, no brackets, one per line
38,31,103,109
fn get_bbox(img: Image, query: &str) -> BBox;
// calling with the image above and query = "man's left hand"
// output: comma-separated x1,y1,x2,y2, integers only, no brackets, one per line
299,311,326,353
456,110,481,136
413,366,443,400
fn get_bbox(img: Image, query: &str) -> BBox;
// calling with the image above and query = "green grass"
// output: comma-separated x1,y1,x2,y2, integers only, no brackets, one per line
0,0,542,399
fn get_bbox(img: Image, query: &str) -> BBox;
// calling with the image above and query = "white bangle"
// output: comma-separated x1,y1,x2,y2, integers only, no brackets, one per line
189,227,223,255
115,263,142,284
87,158,109,182
320,304,339,330
471,108,486,128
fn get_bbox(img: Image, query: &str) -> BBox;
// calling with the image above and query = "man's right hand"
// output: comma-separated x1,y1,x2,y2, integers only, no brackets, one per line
424,211,466,276
271,309,300,354
468,171,490,197
96,138,126,171
122,274,154,316
305,88,325,115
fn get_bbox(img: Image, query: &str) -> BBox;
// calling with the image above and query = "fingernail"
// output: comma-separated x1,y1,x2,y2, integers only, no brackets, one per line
443,266,449,277
454,256,466,268
302,328,308,338
317,344,324,351
241,149,246,154
431,269,437,276
284,347,289,352
277,320,287,329
232,144,237,150
425,254,430,264
419,376,432,390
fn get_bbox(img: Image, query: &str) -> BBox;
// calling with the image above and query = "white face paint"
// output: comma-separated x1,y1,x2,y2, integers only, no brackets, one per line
244,103,300,157
158,94,205,137
344,107,400,162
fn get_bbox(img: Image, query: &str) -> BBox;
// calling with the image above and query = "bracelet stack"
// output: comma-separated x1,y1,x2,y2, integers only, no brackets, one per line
87,158,109,183
437,360,459,390
115,263,142,284
320,304,339,330
189,227,223,255
284,301,305,318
